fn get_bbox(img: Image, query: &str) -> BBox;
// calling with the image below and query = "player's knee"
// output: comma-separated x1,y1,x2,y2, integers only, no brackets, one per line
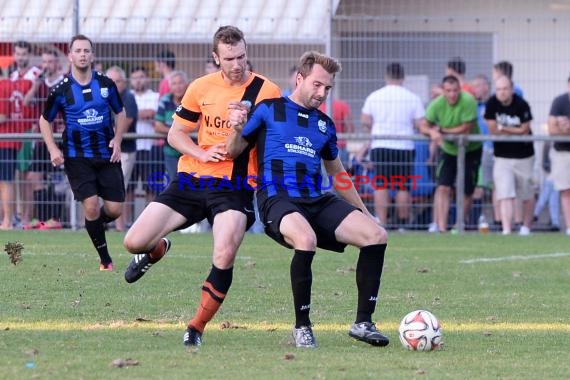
289,233,317,251
123,232,145,253
362,224,388,246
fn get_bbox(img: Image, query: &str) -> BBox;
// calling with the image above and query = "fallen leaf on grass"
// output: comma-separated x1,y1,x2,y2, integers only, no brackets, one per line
111,358,139,368
283,353,295,360
219,321,247,329
4,241,24,265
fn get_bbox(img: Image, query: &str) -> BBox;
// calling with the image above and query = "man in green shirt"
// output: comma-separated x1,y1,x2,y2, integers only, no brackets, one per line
420,75,482,232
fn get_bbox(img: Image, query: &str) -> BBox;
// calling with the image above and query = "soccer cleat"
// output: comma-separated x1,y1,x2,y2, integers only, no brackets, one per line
183,327,202,347
124,238,171,283
99,262,113,271
348,322,390,347
292,325,317,348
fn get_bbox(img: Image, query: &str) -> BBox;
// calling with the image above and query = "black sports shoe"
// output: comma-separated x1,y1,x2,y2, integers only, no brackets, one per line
183,327,202,347
348,322,390,347
124,238,171,283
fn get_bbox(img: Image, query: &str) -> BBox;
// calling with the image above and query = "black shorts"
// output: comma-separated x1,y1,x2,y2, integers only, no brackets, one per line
154,174,255,231
435,148,482,196
0,148,18,181
370,148,415,190
127,149,164,193
257,192,358,253
64,157,125,202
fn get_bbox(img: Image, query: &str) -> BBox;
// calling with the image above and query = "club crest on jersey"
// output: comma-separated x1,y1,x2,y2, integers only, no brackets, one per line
100,87,109,98
294,136,312,147
318,119,327,133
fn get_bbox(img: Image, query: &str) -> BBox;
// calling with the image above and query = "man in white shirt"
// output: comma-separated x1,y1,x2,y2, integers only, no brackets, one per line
361,63,425,228
127,67,160,216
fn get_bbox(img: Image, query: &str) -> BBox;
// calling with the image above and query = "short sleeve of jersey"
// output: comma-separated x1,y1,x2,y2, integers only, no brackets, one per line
321,118,338,161
484,96,499,120
242,101,270,144
425,96,442,124
459,94,478,123
519,97,533,123
101,76,124,114
172,79,201,130
42,84,63,122
549,94,567,117
361,93,374,116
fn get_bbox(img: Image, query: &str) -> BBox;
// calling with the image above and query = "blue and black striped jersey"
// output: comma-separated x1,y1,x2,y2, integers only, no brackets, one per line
42,70,124,159
242,97,338,198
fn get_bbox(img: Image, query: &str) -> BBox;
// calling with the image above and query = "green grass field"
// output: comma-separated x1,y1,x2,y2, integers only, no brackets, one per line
1,230,569,379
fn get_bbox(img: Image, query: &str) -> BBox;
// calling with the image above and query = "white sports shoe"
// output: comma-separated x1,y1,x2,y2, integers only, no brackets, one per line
518,226,531,236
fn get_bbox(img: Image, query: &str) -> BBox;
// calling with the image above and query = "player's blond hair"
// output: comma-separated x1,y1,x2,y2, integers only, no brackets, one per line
297,51,342,78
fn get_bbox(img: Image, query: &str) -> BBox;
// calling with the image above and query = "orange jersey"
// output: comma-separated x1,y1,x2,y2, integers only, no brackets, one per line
172,72,280,180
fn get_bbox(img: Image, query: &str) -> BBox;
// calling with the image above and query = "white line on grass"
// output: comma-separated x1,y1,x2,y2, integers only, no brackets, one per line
460,252,570,264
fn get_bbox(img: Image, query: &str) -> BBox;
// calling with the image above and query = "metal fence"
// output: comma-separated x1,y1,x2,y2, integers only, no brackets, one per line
1,0,570,232
1,133,567,233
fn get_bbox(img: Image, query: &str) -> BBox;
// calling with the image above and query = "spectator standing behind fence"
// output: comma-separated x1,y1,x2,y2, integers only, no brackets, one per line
123,25,281,347
484,76,535,236
24,49,65,229
469,74,497,228
226,51,390,349
10,41,43,228
546,76,570,236
419,75,481,233
128,67,160,206
0,78,34,229
361,63,425,228
0,41,39,230
39,34,130,271
492,60,526,228
106,66,138,232
155,50,175,97
154,70,188,181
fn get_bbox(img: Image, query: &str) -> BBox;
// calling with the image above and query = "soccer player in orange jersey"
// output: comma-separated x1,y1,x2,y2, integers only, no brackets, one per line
123,25,280,347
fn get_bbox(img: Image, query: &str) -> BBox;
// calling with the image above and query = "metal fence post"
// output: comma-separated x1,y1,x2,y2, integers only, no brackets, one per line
455,135,466,233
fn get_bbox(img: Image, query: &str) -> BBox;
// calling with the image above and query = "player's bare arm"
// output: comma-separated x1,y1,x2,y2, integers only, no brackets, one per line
323,157,375,221
39,115,64,167
109,109,128,162
226,101,250,158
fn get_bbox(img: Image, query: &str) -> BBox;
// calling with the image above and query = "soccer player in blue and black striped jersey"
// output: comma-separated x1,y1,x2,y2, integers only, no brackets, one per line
39,34,130,271
227,51,390,348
